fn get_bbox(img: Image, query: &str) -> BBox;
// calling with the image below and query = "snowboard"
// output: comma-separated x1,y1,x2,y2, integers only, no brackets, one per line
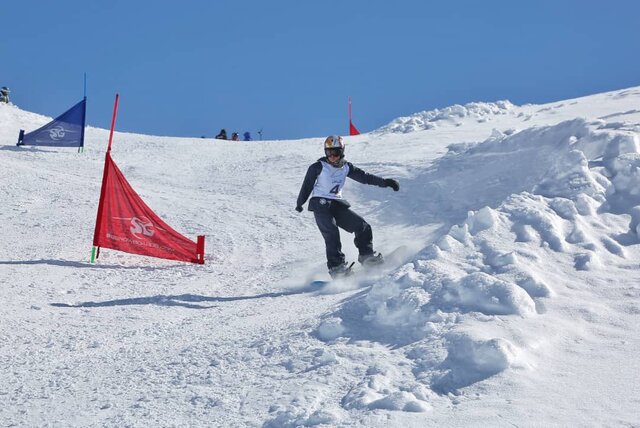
309,245,411,289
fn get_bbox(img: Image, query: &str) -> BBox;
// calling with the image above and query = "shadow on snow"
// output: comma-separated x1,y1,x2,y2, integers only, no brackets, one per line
51,288,317,310
0,259,177,270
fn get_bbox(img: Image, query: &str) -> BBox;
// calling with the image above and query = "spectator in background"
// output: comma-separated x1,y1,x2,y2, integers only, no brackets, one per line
0,87,10,104
215,129,227,140
231,132,239,141
243,132,252,141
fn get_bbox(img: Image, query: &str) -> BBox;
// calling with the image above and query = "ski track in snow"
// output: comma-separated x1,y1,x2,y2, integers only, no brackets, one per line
1,88,640,427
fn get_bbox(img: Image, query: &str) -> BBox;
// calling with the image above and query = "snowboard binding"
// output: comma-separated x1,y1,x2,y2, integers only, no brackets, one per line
328,261,355,279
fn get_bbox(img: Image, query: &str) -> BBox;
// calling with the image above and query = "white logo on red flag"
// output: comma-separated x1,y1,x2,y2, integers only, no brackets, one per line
114,216,157,238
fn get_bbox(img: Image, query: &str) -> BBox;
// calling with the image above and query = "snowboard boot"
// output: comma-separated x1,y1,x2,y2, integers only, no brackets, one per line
328,262,354,279
358,252,384,267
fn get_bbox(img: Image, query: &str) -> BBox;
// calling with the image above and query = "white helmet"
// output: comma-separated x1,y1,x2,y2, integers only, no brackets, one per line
323,135,345,160
324,135,344,150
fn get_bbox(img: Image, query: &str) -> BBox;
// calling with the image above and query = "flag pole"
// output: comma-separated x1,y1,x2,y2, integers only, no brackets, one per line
91,93,120,263
79,73,87,154
106,93,119,153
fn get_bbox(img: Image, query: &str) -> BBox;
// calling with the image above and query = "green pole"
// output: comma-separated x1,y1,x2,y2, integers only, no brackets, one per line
90,246,97,264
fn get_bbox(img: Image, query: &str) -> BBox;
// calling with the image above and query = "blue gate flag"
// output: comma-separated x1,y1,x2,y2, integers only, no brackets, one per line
17,98,87,147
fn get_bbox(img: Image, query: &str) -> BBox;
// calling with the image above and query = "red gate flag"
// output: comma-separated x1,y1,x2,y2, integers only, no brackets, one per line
93,153,205,264
92,94,205,264
349,120,360,136
348,96,360,136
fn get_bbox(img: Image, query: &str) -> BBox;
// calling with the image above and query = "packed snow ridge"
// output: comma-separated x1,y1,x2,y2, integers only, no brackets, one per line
1,87,639,427
376,100,515,133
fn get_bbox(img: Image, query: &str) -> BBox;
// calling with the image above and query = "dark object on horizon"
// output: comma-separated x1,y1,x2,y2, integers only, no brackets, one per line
243,132,252,141
257,128,263,140
0,86,10,104
231,132,239,141
215,129,227,140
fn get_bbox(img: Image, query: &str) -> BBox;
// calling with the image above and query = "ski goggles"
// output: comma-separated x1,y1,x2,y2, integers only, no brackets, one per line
325,147,343,157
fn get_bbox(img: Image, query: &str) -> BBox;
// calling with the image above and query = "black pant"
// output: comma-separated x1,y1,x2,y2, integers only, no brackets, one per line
313,201,374,269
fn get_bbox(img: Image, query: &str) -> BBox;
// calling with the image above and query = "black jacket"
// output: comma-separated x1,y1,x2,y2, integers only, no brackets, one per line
296,157,387,211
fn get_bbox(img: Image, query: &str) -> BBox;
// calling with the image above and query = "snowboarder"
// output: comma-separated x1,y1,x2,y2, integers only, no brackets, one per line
0,87,9,104
243,131,252,141
295,135,400,278
231,132,239,141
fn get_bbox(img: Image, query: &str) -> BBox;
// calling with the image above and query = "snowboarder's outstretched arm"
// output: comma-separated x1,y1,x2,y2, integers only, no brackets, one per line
347,163,400,191
296,161,322,210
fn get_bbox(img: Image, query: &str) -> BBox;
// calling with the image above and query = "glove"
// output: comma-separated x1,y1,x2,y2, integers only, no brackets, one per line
295,205,303,212
384,178,400,192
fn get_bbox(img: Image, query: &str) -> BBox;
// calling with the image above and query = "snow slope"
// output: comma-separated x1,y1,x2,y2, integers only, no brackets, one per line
1,87,639,427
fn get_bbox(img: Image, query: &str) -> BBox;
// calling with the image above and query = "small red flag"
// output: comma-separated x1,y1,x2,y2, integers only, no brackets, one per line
349,120,360,136
348,96,361,135
93,153,204,264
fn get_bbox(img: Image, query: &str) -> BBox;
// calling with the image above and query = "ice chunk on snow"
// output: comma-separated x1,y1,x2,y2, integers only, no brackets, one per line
316,318,345,341
607,153,640,212
465,206,496,235
433,336,520,393
368,391,430,412
629,206,640,238
438,272,536,316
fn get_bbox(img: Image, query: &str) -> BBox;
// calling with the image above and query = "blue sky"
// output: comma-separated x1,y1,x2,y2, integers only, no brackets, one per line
4,1,640,140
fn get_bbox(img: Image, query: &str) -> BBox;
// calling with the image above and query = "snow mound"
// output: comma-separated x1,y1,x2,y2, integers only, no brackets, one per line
388,118,638,227
326,115,640,401
376,100,515,134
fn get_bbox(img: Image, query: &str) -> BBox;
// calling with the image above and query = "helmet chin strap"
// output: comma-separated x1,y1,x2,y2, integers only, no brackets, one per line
328,154,344,166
